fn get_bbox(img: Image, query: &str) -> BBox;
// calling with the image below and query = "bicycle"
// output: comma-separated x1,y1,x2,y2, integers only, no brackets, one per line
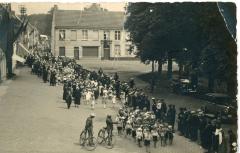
97,127,116,149
79,129,97,151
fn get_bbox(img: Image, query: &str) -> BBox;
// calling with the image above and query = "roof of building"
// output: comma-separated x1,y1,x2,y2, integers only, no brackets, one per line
54,9,125,30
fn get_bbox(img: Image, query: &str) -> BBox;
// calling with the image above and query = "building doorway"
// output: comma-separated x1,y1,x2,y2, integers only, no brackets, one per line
104,48,110,60
103,40,111,60
74,47,79,60
82,47,99,57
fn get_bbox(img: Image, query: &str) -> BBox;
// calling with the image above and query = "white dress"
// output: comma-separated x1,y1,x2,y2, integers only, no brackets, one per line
112,95,116,104
86,92,91,101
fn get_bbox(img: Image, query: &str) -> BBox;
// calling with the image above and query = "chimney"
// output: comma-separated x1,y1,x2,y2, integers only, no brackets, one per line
53,5,58,11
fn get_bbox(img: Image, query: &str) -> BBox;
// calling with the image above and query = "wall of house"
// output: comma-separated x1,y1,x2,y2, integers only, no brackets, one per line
54,29,101,58
53,28,135,59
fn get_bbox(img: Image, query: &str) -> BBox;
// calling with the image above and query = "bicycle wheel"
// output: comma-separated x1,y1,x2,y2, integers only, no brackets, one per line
105,135,116,149
85,137,97,151
79,130,86,146
97,129,105,144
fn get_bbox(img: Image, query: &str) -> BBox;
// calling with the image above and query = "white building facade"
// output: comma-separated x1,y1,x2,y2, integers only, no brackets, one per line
51,4,136,60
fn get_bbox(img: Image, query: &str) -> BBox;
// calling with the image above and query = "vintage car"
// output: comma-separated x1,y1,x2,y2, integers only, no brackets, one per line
203,93,237,124
171,79,197,95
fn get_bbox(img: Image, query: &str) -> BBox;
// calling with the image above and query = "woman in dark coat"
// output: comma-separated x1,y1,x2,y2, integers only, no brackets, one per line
74,87,81,107
42,66,48,83
63,82,68,100
66,89,72,109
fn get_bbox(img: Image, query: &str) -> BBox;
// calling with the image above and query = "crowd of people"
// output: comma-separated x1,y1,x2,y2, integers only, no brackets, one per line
26,51,122,110
177,107,237,153
25,51,237,153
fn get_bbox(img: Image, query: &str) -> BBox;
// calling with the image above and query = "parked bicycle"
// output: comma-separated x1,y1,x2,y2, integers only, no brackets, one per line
97,127,116,149
79,129,97,151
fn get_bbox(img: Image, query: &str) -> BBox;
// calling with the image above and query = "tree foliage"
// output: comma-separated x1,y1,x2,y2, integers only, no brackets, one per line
125,2,237,97
28,13,52,36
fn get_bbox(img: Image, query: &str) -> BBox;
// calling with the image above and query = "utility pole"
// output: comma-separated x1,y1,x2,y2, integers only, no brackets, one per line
19,5,27,19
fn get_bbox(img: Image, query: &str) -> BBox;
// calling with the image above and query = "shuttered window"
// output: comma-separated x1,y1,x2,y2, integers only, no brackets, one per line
71,30,77,41
59,47,65,56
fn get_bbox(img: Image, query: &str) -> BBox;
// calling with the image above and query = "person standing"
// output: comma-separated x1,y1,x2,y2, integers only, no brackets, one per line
93,87,99,102
171,105,176,129
84,113,95,142
116,115,123,135
136,127,143,147
63,81,67,101
103,87,108,109
42,65,48,83
212,124,225,153
129,78,135,88
106,115,114,140
177,108,184,135
151,127,158,148
85,90,92,105
198,114,207,147
74,86,81,107
112,93,117,109
115,80,121,99
228,130,237,153
203,121,215,153
114,72,119,81
66,89,72,109
144,96,151,111
151,98,157,115
156,100,162,121
91,93,95,110
143,128,152,153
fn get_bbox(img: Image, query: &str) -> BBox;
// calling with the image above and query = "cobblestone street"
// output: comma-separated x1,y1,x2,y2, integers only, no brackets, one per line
0,67,206,153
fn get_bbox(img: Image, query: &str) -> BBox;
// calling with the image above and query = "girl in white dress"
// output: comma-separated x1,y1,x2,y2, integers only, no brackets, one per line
85,90,92,105
136,127,143,147
91,92,95,110
103,88,108,109
112,93,116,109
143,128,152,153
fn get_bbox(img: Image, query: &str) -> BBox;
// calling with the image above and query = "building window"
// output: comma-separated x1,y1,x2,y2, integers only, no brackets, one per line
59,30,65,41
115,31,121,40
59,47,65,56
104,31,110,40
71,30,77,41
114,45,120,56
82,30,88,40
74,47,79,60
92,30,99,40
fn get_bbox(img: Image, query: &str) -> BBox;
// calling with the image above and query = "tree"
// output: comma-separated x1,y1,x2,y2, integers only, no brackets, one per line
28,13,52,36
125,2,237,98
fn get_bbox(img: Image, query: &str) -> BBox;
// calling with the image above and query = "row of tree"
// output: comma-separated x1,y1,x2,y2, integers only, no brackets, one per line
125,2,237,97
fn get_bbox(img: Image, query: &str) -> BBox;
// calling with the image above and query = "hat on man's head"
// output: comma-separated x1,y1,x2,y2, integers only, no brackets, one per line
90,113,95,117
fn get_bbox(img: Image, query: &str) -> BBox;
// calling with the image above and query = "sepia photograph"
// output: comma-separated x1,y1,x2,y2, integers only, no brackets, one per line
0,1,237,153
